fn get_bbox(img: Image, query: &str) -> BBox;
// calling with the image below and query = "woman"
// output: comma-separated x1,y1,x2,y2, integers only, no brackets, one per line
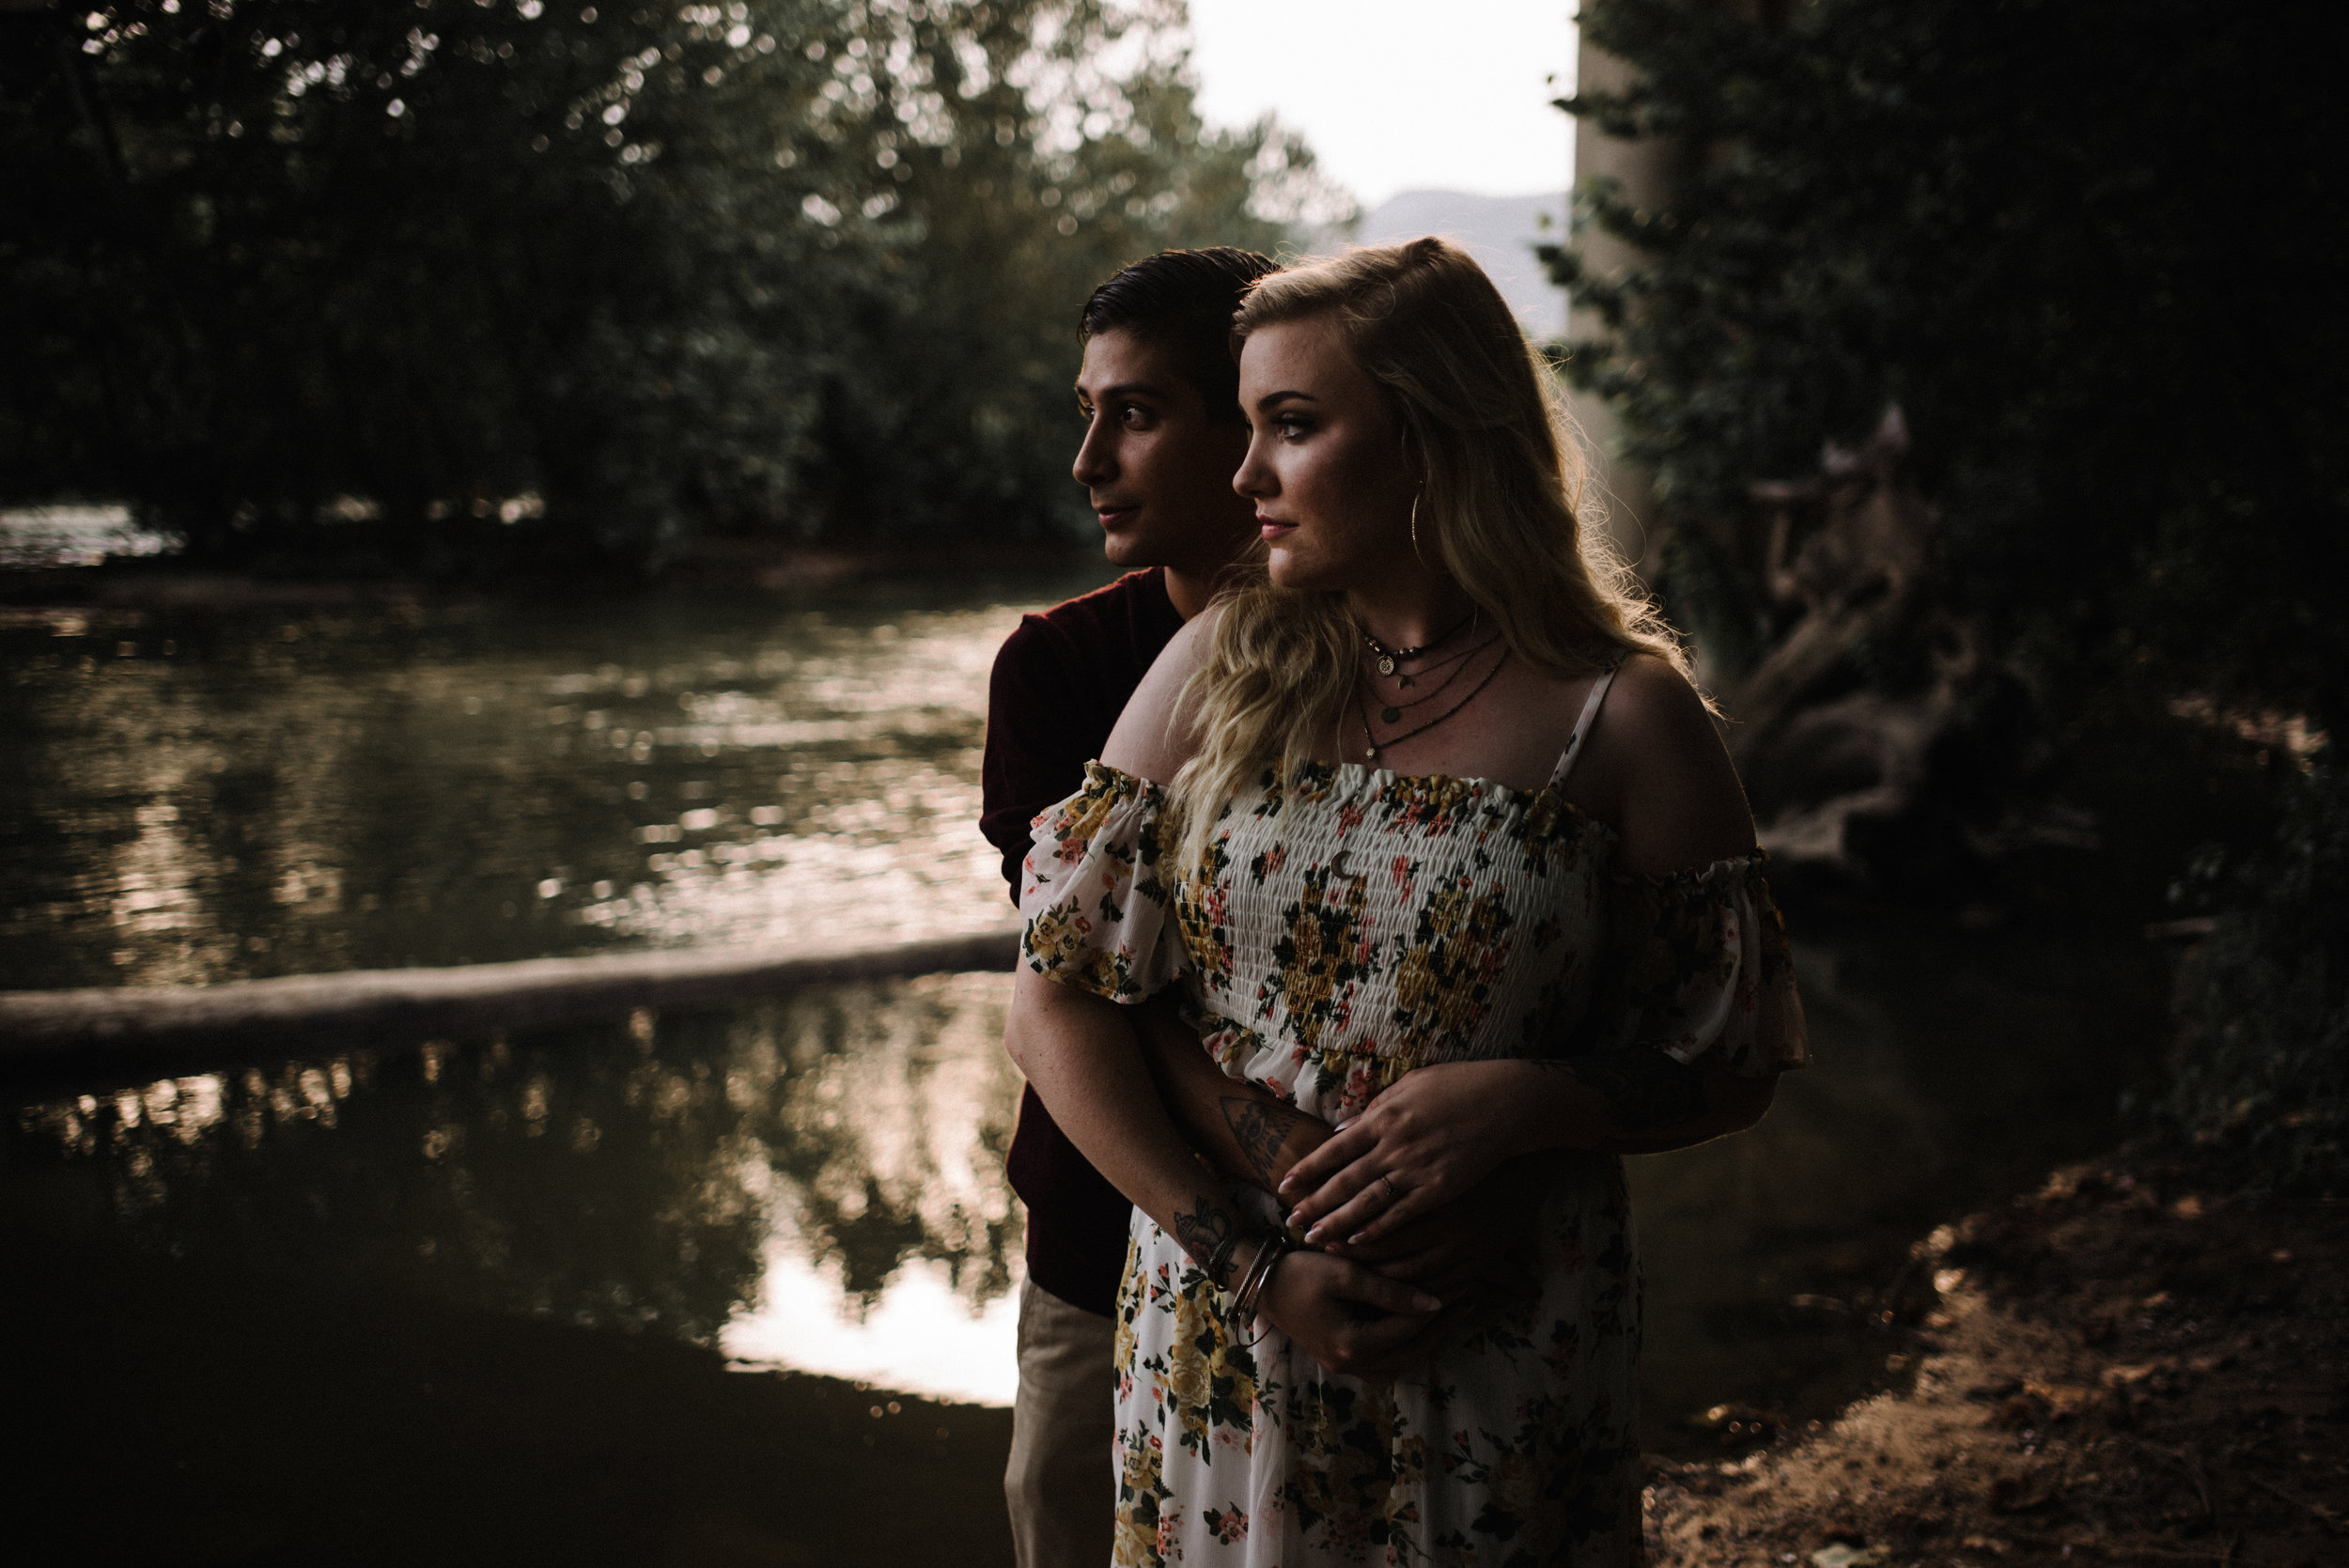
1006,238,1807,1566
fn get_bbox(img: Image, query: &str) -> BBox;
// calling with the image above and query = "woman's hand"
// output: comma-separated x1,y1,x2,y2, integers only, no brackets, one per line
1316,1164,1534,1300
1277,1060,1538,1246
1255,1248,1446,1378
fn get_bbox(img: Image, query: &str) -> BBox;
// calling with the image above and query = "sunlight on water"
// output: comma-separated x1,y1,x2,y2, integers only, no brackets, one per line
0,579,1101,989
0,505,174,569
725,1234,1022,1405
8,973,1028,1402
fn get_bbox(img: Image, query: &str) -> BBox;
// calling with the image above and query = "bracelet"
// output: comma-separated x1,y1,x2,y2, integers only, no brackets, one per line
1203,1227,1246,1289
1221,1231,1291,1343
1229,1237,1292,1349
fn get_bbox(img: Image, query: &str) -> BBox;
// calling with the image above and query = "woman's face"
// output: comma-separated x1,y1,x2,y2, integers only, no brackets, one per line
1233,316,1417,594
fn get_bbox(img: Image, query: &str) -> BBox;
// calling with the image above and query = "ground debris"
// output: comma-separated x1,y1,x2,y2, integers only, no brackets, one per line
1645,1155,2349,1566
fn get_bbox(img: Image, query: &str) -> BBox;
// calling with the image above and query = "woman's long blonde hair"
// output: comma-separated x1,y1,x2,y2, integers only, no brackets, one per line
1168,237,1690,869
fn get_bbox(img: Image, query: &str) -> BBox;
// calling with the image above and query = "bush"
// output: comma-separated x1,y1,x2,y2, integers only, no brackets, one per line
2159,763,2349,1193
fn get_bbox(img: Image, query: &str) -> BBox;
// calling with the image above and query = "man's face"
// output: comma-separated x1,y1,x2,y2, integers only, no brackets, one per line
1072,328,1256,576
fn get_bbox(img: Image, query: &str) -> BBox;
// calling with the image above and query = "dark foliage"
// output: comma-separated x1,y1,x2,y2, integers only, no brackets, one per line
2158,764,2349,1192
1549,0,2349,735
1,0,1333,571
1551,0,2348,1181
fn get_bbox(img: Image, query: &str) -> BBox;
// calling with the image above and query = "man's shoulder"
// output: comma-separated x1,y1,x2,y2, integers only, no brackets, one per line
997,567,1178,673
1031,567,1175,639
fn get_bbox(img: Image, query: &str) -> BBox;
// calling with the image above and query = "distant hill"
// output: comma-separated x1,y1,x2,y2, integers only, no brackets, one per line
1354,189,1568,337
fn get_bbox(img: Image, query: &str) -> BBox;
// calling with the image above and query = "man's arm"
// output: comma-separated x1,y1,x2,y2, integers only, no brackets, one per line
1006,971,1258,1279
979,616,1093,903
1007,970,1446,1374
1130,1000,1330,1193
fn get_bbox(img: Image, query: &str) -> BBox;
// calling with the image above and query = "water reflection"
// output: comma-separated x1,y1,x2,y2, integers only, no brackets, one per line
5,919,2159,1442
8,973,1025,1402
0,505,174,568
0,578,1100,990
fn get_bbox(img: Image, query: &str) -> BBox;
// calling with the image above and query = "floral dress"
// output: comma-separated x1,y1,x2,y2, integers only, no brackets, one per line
1019,664,1808,1567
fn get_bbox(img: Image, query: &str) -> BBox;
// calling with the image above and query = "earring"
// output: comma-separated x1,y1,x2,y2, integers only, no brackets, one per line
1409,493,1423,559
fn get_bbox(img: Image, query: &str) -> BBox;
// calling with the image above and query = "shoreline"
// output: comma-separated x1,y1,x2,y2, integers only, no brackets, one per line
0,539,1109,611
1644,1148,2347,1566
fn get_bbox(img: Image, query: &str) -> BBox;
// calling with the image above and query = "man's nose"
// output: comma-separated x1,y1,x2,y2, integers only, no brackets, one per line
1072,417,1115,489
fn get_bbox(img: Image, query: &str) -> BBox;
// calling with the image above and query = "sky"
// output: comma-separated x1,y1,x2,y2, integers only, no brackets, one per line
1182,0,1580,212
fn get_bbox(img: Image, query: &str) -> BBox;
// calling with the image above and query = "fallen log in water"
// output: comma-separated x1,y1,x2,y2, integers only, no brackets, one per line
0,928,1022,1079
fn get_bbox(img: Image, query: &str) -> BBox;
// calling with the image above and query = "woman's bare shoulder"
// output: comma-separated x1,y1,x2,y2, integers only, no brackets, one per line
1598,652,1720,755
1101,604,1222,784
1585,652,1756,875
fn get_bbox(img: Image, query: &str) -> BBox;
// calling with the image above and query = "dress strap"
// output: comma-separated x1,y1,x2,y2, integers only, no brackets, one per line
1548,656,1626,787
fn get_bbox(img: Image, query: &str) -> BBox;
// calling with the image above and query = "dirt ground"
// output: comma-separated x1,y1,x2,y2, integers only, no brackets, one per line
1644,1156,2349,1567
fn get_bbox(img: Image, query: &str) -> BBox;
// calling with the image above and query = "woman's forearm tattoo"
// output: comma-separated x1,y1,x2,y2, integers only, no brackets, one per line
1219,1095,1317,1188
1539,1047,1708,1134
1170,1195,1243,1286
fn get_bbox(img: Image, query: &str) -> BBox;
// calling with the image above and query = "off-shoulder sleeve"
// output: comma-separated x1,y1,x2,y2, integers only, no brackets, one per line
1604,851,1808,1077
1019,761,1190,1003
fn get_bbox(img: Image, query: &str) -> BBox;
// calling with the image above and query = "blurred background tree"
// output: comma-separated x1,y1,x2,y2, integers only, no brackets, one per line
1551,0,2347,1187
1551,0,2346,738
0,0,1341,572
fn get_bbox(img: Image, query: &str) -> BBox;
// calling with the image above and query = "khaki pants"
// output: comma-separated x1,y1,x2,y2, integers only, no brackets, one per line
1004,1277,1117,1568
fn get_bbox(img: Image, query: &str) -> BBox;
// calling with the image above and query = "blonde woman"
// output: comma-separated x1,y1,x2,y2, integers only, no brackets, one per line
1006,238,1807,1565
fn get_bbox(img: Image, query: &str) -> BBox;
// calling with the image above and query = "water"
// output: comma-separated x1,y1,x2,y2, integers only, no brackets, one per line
0,505,175,569
0,576,1090,989
0,570,2169,1558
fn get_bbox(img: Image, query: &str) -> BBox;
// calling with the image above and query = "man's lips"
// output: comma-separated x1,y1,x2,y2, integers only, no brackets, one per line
1095,503,1138,527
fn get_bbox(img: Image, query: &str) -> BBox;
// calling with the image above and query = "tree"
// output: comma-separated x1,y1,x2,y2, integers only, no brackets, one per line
0,0,1339,569
1550,0,2349,737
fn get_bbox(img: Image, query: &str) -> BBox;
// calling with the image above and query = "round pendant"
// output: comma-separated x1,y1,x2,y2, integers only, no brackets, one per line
1377,655,1396,676
1381,706,1401,723
1364,747,1377,759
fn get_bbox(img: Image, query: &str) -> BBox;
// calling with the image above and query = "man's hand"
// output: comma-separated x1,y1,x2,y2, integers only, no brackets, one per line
1315,1166,1534,1302
1255,1248,1446,1379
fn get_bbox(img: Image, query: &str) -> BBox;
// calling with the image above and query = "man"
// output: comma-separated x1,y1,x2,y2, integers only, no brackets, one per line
979,246,1275,1568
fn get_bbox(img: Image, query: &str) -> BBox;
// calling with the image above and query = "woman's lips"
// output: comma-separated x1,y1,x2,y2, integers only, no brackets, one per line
1257,516,1296,541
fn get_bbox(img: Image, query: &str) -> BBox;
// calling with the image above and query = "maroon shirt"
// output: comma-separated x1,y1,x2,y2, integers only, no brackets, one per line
981,567,1186,1316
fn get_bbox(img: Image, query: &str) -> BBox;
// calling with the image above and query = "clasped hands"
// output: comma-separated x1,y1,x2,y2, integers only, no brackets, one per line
1250,1059,1541,1377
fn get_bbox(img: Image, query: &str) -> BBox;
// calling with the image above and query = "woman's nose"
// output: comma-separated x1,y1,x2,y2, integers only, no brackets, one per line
1233,439,1271,499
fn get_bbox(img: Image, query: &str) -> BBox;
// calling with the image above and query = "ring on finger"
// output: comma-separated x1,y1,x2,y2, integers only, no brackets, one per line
1379,1172,1403,1202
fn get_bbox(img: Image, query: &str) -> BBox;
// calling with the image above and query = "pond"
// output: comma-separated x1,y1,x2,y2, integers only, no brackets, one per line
0,569,2167,1564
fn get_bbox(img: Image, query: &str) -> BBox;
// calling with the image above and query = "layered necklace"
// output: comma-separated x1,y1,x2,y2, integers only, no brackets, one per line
1361,611,1475,677
1352,612,1509,763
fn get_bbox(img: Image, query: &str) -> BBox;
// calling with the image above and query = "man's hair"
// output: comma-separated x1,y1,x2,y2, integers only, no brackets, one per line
1079,247,1280,424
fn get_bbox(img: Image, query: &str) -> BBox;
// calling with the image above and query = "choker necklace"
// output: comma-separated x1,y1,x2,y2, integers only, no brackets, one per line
1363,633,1502,722
1355,647,1511,762
1361,610,1476,677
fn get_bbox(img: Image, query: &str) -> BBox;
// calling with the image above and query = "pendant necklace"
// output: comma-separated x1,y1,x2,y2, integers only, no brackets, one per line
1361,610,1476,678
1356,646,1511,763
1363,633,1501,723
